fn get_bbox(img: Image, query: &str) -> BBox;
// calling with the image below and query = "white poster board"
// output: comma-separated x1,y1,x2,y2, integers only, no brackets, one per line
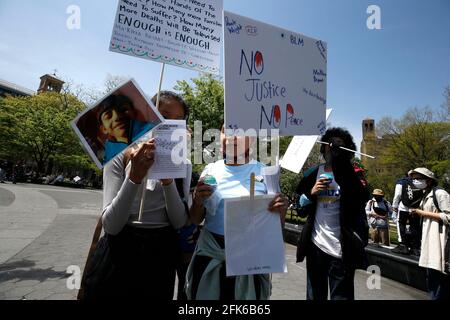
146,119,188,180
224,11,327,136
110,0,223,74
224,195,286,276
280,108,333,174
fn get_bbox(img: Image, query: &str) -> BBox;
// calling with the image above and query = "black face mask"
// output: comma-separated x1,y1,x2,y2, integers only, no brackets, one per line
374,196,383,202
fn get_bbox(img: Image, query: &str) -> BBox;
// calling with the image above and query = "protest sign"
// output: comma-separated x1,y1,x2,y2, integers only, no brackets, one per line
224,195,287,276
71,79,164,169
109,0,223,74
224,11,327,136
280,108,333,174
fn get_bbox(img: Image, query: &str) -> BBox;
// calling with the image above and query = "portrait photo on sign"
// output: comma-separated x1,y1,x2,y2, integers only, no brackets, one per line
71,79,164,169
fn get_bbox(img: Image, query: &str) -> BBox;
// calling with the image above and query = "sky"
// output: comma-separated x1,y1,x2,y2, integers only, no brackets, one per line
0,0,449,150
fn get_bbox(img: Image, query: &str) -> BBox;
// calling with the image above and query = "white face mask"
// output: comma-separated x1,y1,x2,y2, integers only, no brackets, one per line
412,179,427,190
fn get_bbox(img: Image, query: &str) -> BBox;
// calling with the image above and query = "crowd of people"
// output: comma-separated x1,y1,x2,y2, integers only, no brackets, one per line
0,160,102,188
75,91,449,302
366,168,450,300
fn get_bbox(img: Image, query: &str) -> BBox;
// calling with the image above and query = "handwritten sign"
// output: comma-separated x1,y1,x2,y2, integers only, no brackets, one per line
224,195,286,276
224,11,327,136
280,109,332,174
71,79,164,169
109,0,223,74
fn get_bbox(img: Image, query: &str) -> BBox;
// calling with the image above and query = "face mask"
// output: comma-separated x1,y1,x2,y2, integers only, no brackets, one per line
412,179,427,190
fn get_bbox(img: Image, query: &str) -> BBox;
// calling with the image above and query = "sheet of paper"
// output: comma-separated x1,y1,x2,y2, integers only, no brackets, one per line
261,165,281,195
224,195,287,276
146,120,188,180
280,108,332,174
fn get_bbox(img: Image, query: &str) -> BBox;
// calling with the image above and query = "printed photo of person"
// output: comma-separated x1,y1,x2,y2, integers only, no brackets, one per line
72,79,163,169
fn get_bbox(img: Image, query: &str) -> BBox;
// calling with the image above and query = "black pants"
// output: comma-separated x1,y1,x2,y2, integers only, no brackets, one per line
426,268,450,300
103,225,180,300
190,233,262,300
398,210,422,249
306,243,355,300
176,258,190,301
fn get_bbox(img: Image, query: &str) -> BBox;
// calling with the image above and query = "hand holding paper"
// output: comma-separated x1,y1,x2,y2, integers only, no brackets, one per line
129,139,156,184
268,193,288,226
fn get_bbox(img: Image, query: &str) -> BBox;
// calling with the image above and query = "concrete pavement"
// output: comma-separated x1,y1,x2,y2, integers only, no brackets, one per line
0,183,428,300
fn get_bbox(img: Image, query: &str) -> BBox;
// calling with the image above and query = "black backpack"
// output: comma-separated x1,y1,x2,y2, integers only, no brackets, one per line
400,178,425,208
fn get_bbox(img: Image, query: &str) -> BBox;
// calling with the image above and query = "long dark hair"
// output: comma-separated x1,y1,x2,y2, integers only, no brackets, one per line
151,91,189,121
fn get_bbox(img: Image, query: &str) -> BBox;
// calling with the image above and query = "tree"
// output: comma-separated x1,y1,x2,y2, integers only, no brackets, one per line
0,91,88,174
174,73,225,174
373,103,450,196
174,73,224,131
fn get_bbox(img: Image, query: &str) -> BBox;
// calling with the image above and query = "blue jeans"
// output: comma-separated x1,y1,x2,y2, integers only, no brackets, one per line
306,243,355,300
426,268,450,300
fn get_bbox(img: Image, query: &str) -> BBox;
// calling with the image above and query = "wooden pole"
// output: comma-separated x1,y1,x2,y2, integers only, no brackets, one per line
138,63,166,222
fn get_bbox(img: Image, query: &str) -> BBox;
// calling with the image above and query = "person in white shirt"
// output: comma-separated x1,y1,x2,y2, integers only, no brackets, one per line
295,128,370,300
410,167,450,300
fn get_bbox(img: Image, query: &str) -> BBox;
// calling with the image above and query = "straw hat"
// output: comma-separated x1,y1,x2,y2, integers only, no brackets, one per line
410,167,438,181
372,189,384,196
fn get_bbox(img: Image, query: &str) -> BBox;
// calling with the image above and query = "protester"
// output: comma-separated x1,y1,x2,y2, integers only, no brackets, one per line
392,172,424,256
295,127,370,300
87,90,191,300
409,168,450,300
366,189,393,246
185,126,287,300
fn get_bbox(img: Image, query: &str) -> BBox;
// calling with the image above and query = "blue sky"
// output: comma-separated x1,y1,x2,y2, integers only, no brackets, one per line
1,0,449,149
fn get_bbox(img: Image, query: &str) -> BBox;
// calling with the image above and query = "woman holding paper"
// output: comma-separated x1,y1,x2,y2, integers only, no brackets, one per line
98,91,191,300
185,126,288,300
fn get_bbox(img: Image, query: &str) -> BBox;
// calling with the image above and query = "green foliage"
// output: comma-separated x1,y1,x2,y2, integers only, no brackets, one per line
0,92,94,174
174,73,224,131
371,105,450,198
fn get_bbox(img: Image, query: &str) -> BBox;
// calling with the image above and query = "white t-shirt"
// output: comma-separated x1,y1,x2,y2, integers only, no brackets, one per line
392,183,409,212
312,165,342,258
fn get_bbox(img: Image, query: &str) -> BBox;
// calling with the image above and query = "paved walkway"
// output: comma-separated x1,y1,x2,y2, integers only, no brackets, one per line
0,183,428,300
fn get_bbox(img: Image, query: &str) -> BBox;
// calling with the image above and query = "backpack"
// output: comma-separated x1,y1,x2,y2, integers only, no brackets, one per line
400,178,425,208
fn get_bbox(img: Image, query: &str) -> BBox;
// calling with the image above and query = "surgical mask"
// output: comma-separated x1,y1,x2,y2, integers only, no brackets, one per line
412,179,427,190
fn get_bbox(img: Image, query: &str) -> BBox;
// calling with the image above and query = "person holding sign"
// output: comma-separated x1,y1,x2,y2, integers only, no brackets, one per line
98,91,191,300
295,128,370,300
185,126,288,300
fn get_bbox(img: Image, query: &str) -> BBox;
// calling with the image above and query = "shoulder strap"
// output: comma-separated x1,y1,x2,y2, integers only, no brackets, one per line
432,187,441,213
432,187,445,233
370,199,375,211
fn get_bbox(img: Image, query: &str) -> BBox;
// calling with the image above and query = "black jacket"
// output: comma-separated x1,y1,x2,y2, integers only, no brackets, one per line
295,150,370,270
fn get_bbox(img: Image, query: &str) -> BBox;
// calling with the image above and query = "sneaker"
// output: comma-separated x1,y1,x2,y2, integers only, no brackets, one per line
410,248,421,257
392,244,410,255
